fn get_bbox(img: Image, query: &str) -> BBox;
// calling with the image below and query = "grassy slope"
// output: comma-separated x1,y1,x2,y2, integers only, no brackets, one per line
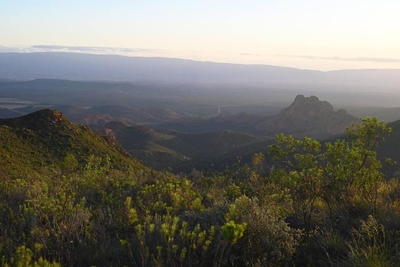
0,109,145,177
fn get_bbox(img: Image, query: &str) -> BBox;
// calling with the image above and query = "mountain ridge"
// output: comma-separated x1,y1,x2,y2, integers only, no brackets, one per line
1,52,400,88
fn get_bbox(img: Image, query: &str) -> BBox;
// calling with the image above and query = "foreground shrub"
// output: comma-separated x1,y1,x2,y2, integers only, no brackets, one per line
229,196,302,266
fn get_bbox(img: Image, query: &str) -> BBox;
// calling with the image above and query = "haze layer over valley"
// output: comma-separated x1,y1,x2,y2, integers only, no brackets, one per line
0,53,400,172
2,52,400,171
1,52,400,116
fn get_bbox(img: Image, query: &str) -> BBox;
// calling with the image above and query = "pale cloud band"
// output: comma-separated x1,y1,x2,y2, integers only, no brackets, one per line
0,45,165,56
280,55,400,64
1,45,400,70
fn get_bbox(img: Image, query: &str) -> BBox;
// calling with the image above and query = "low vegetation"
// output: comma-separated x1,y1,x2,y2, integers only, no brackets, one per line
1,115,400,266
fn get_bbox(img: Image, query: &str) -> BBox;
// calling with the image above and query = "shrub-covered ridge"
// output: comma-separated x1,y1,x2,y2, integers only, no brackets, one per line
2,113,400,266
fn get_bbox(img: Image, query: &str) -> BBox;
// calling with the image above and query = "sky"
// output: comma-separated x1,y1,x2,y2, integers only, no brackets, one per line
1,0,400,71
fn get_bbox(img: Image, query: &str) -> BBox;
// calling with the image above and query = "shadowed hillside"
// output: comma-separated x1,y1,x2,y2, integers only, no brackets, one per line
103,121,270,171
0,107,25,118
377,119,400,165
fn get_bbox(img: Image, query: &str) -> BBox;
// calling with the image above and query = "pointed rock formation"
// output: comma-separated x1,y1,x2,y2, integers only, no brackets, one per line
255,95,358,138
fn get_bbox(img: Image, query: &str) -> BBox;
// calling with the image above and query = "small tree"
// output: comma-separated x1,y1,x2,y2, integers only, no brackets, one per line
269,117,391,229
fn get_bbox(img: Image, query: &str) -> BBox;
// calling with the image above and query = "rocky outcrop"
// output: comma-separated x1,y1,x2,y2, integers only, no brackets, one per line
0,109,69,132
255,95,358,138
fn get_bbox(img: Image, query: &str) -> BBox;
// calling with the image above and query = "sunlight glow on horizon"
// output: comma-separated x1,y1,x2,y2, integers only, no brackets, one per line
2,0,400,71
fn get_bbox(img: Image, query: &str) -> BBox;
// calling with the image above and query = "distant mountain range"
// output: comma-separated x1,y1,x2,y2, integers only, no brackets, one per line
158,95,358,139
97,95,357,171
1,94,357,172
2,100,400,174
1,52,400,88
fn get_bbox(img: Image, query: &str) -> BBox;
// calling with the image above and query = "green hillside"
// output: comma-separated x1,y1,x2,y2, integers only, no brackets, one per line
0,109,145,177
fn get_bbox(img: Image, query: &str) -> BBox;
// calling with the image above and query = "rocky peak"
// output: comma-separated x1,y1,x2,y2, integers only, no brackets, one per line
0,109,68,132
281,95,334,119
255,95,359,139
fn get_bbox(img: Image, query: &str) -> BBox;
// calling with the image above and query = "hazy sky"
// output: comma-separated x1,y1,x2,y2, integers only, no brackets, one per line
1,0,400,70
